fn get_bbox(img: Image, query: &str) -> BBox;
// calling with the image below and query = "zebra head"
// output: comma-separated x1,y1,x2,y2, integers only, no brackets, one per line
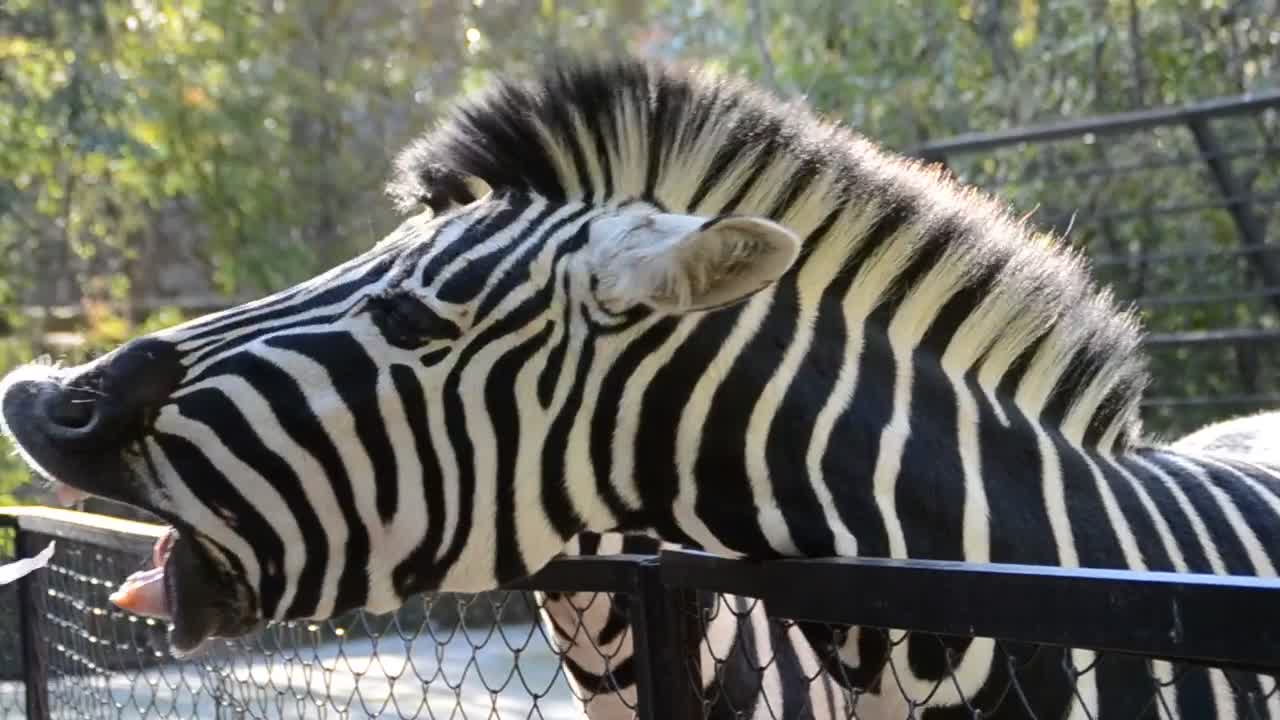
0,62,806,654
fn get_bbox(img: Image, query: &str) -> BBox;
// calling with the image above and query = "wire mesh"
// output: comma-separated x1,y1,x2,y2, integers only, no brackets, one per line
921,102,1280,437
681,595,1280,720
0,525,26,720
8,530,646,719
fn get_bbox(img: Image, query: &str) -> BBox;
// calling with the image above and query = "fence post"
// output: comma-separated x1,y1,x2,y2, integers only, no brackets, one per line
16,529,50,720
630,559,700,720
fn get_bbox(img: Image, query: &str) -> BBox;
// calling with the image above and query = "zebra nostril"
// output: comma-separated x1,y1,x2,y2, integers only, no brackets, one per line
42,387,98,430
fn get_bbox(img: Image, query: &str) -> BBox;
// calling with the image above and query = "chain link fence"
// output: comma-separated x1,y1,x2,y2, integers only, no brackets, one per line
3,509,1280,719
0,514,645,719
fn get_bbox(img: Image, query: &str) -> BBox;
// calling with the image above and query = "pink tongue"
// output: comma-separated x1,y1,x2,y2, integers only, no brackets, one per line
110,567,169,618
109,532,174,619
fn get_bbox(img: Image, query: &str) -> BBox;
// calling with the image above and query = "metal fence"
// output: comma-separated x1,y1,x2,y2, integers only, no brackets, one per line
3,508,1280,719
912,88,1280,437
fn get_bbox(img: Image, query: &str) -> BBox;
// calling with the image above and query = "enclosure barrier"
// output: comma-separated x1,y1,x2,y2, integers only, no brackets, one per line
2,506,1279,719
912,89,1280,436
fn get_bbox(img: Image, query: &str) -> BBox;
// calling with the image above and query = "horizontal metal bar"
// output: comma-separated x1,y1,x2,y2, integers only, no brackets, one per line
973,144,1276,191
913,89,1280,157
502,554,652,594
1141,393,1280,410
1040,192,1280,231
659,550,1280,671
1094,242,1280,269
0,507,162,556
1144,328,1280,348
1126,285,1280,309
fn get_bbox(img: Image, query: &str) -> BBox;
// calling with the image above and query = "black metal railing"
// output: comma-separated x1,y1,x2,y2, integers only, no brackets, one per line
4,507,1280,719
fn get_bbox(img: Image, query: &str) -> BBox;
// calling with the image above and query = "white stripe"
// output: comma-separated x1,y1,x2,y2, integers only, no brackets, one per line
145,435,262,594
154,409,305,618
603,313,672,512
674,290,775,557
744,596,783,720
1187,455,1280,576
1142,452,1228,574
250,341,397,606
744,207,874,555
161,374,347,619
1125,452,1236,719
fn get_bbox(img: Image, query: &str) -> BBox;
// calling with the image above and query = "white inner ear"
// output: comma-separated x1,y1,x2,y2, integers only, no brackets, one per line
591,212,802,313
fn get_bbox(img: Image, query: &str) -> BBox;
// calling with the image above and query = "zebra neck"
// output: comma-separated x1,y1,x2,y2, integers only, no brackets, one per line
602,311,1276,578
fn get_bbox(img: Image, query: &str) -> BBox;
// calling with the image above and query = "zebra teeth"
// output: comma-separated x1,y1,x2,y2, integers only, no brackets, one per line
153,527,177,568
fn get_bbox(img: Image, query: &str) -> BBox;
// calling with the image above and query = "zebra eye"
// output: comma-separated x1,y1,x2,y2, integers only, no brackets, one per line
366,291,461,349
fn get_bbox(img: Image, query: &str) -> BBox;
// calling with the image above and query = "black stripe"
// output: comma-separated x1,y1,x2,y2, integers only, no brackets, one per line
435,197,550,303
589,317,680,529
389,364,447,600
762,210,843,559
596,592,633,648
685,94,747,212
1144,451,1252,575
1055,438,1126,568
490,321,555,583
474,206,595,321
173,388,328,620
562,653,637,696
694,288,797,557
264,332,399,522
1174,664,1217,720
543,97,594,200
536,271,574,409
976,381,1058,568
713,128,776,216
1095,455,1175,572
218,352,370,613
421,197,533,288
541,313,597,545
633,308,740,547
154,433,285,619
1119,452,1214,573
184,308,364,385
182,254,396,348
1199,458,1280,573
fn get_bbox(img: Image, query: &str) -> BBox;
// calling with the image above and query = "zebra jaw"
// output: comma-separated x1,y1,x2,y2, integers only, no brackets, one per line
110,526,261,656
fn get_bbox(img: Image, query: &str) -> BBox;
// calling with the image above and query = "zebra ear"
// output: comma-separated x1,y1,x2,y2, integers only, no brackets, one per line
590,213,801,313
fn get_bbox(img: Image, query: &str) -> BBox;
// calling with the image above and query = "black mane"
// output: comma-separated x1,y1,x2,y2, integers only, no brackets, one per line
388,58,1150,450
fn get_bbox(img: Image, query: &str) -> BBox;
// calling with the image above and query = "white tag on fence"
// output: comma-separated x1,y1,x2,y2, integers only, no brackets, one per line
0,540,56,585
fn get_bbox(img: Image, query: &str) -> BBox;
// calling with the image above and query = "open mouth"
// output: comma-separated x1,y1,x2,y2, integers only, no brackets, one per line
111,527,178,619
1,358,262,655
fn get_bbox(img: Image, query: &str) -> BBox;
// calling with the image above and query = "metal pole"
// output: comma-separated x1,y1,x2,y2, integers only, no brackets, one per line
16,530,50,720
630,559,700,720
1186,117,1279,315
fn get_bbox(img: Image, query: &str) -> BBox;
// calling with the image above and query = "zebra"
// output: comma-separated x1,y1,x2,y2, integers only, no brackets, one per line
541,532,855,719
1174,411,1280,460
1,58,1278,718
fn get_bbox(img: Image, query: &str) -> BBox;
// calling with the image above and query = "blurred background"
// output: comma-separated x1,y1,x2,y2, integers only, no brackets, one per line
1,0,1278,508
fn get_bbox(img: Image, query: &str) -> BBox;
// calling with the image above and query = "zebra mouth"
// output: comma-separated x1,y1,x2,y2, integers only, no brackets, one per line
110,526,261,656
2,360,261,655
